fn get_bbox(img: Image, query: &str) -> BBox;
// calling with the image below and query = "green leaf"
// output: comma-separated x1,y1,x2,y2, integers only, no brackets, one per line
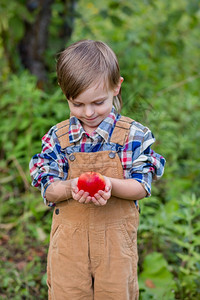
9,16,25,41
110,15,124,27
139,252,176,299
122,5,133,16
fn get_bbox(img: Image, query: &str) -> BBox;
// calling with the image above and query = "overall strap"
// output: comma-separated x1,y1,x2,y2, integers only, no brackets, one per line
55,119,71,149
110,116,134,146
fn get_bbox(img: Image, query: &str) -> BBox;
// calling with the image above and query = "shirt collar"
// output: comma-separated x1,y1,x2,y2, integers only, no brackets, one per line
68,106,120,143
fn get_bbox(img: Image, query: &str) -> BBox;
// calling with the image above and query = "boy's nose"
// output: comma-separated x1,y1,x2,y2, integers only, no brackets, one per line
85,105,94,117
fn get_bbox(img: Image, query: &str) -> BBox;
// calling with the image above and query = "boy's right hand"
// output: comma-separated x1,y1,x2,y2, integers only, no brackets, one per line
71,178,92,204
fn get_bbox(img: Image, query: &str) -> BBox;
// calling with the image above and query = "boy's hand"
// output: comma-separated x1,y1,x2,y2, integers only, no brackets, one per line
71,177,92,204
91,176,112,206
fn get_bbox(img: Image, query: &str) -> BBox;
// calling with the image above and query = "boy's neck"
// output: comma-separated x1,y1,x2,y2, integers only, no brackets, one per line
82,124,97,136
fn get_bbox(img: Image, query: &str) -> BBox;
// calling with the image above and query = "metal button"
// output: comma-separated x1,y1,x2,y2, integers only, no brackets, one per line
109,152,116,159
55,208,59,215
69,154,75,161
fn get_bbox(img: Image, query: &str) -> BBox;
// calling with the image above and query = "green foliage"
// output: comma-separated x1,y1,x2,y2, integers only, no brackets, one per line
0,71,69,178
0,0,33,76
0,190,51,298
0,0,200,299
0,255,47,299
138,193,200,299
139,252,176,299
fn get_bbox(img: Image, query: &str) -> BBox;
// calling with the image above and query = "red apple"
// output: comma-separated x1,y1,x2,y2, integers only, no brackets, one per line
77,172,106,197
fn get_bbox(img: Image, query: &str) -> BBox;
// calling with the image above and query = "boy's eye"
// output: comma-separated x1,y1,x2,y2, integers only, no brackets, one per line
73,103,82,107
71,100,105,107
95,101,104,105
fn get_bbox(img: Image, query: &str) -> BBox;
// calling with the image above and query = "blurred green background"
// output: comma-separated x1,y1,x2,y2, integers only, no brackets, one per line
0,0,200,299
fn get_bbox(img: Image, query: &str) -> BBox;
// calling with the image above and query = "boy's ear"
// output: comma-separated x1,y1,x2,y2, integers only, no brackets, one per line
114,77,124,96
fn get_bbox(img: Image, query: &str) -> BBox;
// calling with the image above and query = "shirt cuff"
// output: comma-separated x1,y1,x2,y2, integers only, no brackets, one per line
41,178,61,206
131,173,152,197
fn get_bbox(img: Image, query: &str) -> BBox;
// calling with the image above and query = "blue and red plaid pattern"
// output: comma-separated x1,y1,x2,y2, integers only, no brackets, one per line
29,107,165,205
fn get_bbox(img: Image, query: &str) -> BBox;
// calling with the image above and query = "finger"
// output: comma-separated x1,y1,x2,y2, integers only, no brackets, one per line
104,176,111,186
91,197,100,206
85,196,92,204
94,193,107,206
99,198,107,206
98,190,110,201
98,190,105,197
105,185,111,192
72,189,84,201
78,192,89,203
72,186,79,193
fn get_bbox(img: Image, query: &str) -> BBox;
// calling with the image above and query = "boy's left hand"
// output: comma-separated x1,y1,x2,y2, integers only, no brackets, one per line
71,177,92,204
91,176,112,206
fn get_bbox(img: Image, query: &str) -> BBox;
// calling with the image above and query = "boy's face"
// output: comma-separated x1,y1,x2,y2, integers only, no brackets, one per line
67,81,119,134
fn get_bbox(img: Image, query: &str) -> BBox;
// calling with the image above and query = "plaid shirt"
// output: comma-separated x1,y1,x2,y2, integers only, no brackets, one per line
29,107,165,206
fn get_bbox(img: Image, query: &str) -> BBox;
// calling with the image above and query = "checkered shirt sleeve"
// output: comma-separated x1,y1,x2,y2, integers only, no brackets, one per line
29,126,68,205
121,120,165,196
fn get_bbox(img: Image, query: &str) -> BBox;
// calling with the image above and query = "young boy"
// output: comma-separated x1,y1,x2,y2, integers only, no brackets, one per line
30,40,165,299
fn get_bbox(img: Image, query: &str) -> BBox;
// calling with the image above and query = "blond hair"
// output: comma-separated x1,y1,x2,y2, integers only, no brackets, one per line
56,40,122,112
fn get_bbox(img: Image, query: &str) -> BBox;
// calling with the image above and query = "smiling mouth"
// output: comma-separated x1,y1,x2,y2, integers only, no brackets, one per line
85,117,97,121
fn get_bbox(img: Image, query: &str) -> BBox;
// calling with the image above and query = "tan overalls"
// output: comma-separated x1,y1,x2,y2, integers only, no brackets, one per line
47,117,140,300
